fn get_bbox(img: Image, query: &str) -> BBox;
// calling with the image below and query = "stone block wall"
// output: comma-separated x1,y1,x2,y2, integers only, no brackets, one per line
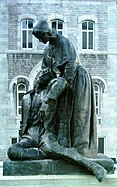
7,53,43,83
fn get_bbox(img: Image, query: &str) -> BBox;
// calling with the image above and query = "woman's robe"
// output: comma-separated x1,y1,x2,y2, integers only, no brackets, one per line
41,34,97,158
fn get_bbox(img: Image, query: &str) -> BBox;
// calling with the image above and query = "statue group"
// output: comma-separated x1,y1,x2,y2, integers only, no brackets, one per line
7,19,114,182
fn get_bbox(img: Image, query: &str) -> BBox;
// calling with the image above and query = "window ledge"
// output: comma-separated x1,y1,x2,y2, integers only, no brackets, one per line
6,49,43,54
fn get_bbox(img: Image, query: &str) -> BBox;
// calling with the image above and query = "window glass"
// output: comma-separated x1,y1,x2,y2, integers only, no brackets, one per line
89,32,93,49
58,31,62,35
11,138,18,144
98,138,104,154
94,84,98,91
82,32,87,49
18,108,22,115
52,21,56,29
19,93,24,106
82,22,87,30
28,30,33,48
22,30,27,48
28,20,33,29
88,21,93,30
58,21,63,29
18,84,25,91
22,20,27,29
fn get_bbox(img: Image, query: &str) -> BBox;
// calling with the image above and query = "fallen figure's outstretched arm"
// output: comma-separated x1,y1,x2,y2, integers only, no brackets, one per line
40,132,107,183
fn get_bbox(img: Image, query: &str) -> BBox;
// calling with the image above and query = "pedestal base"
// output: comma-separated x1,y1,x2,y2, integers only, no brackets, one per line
0,174,117,187
3,154,114,176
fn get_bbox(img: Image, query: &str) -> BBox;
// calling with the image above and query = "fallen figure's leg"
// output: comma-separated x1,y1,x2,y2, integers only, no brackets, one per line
40,133,107,183
7,137,47,161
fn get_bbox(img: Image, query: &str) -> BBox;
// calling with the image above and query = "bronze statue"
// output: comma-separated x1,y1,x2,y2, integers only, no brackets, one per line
8,19,114,182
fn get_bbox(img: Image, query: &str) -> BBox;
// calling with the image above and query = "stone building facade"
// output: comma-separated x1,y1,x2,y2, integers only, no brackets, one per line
0,0,117,161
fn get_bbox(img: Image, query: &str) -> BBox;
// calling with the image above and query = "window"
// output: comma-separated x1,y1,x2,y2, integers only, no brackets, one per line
51,19,63,35
98,137,105,154
10,77,29,117
82,21,94,50
93,77,106,125
17,83,26,115
21,19,33,48
10,137,19,145
94,84,100,116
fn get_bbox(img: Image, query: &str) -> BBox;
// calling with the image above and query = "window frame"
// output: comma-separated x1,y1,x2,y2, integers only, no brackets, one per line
94,83,100,116
17,83,26,116
10,137,19,145
93,77,107,125
81,20,94,50
51,19,64,35
94,82,102,125
21,19,34,49
98,137,105,154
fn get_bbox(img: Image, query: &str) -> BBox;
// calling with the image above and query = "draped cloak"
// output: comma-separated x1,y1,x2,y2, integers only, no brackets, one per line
41,34,97,158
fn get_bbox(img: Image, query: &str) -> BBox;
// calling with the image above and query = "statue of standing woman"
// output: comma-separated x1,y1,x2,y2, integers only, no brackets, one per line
32,19,97,157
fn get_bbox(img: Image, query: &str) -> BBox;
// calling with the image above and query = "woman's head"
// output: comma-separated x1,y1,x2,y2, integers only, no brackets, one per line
32,19,57,44
32,19,51,44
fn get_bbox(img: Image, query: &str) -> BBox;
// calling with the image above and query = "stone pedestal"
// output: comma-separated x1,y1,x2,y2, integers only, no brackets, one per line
3,154,114,176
